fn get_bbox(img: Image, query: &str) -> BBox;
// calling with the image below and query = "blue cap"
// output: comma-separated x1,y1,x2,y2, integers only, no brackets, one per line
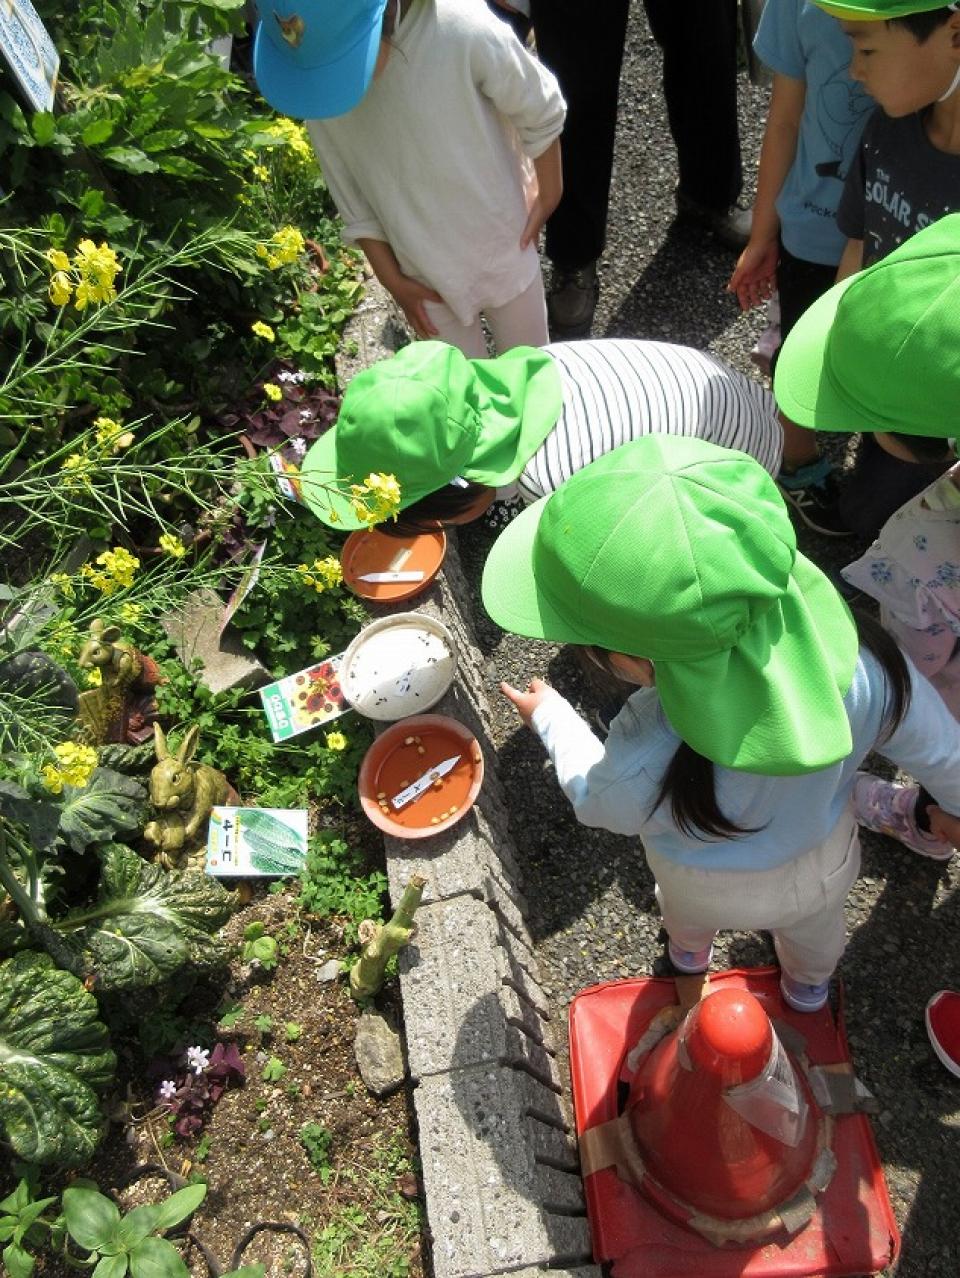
252,0,389,120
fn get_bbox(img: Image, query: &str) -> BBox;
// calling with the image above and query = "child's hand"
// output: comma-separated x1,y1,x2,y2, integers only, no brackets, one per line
389,274,444,339
520,194,559,251
727,239,779,312
501,677,554,727
926,805,960,851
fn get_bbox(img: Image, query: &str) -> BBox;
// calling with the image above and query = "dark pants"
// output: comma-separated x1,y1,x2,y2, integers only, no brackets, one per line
643,0,743,211
770,242,838,375
529,0,743,270
840,435,950,542
530,0,630,270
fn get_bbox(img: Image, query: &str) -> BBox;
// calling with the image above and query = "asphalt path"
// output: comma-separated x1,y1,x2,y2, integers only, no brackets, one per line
457,8,960,1274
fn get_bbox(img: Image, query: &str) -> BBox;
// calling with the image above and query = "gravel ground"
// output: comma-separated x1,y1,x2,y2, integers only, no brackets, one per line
457,9,960,1275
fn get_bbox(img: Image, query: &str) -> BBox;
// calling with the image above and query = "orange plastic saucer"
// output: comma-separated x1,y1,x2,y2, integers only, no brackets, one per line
358,714,483,839
341,527,446,603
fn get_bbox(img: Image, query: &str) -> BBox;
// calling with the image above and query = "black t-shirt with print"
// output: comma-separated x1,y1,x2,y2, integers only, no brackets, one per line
837,106,960,265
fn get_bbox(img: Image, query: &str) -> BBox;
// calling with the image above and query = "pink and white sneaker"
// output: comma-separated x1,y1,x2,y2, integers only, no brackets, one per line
853,774,955,861
926,991,960,1078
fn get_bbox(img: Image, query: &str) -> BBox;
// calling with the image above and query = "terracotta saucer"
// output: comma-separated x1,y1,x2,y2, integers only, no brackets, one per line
340,527,446,603
358,714,483,839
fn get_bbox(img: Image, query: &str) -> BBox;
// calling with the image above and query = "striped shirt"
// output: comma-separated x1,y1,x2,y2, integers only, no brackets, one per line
514,340,783,503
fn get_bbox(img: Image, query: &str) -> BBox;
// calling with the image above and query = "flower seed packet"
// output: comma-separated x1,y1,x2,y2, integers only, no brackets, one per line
259,654,346,742
206,806,308,877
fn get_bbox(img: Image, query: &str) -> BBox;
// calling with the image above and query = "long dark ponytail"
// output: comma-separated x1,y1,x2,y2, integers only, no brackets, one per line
651,609,912,841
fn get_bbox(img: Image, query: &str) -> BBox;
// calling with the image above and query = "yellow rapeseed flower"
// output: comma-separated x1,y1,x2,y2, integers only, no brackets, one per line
42,741,98,794
158,532,187,559
94,415,134,454
80,546,140,595
251,320,275,342
46,248,70,272
349,471,402,527
49,271,73,306
263,382,283,402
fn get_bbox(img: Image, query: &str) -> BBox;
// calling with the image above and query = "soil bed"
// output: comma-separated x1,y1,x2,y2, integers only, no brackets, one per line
34,884,426,1278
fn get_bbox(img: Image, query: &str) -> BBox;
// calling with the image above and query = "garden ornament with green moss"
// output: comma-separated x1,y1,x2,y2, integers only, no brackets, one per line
143,724,235,870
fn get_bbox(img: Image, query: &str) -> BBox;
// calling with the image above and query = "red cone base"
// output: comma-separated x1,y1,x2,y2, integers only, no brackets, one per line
570,967,899,1277
629,987,820,1220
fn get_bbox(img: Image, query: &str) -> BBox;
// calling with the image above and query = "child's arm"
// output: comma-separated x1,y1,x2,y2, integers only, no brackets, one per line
728,71,805,311
356,237,444,340
520,138,562,250
835,237,863,281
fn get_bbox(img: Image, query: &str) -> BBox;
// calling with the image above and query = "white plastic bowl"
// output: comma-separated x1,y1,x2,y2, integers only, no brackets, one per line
340,612,458,721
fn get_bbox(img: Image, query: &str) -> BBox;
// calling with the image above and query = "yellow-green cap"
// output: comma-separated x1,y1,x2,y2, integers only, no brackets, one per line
300,341,563,529
815,1,957,18
481,436,858,776
774,212,960,438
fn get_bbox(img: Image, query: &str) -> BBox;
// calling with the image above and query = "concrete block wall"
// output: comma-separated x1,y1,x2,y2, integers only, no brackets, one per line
337,282,599,1278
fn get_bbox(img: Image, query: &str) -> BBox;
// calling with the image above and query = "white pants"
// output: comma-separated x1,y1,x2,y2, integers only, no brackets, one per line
645,810,861,986
423,272,549,357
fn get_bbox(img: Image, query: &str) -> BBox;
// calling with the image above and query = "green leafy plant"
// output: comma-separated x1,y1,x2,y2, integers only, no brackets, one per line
297,834,388,941
261,1056,286,1083
298,1122,334,1183
0,1177,60,1278
242,922,278,971
60,1179,206,1278
253,1013,274,1035
0,952,115,1166
284,1021,302,1042
218,1004,244,1031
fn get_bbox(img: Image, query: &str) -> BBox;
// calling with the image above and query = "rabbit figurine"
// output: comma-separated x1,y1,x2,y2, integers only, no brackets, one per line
143,723,233,870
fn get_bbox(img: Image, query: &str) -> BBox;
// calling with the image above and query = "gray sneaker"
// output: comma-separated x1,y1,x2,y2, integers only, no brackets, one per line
675,192,752,250
547,261,599,337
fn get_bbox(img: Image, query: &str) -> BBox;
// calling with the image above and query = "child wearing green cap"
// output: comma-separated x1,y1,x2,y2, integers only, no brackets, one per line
482,436,960,1011
775,211,960,854
805,1,960,535
300,338,783,531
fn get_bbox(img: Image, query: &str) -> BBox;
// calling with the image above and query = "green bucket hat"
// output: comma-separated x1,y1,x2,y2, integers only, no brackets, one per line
481,436,860,776
814,1,958,18
774,213,960,438
299,341,563,529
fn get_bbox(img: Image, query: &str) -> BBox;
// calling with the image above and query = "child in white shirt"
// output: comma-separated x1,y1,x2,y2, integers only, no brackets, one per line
253,0,565,357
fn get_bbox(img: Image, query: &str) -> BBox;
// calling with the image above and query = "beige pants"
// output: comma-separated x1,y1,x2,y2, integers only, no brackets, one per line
645,810,861,986
422,272,549,357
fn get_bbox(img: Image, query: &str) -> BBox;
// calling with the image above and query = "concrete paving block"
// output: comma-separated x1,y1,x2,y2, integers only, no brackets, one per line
333,271,410,389
161,588,268,695
415,1067,593,1278
501,1270,601,1278
400,898,556,1080
385,807,527,915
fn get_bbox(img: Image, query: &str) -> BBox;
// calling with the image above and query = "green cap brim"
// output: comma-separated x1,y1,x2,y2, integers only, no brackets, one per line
481,495,857,776
299,344,563,530
773,273,865,434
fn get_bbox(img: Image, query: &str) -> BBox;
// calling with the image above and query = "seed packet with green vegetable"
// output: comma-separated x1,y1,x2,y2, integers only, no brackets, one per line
206,806,308,877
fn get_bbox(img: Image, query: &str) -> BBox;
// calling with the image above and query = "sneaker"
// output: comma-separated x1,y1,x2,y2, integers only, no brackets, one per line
547,261,599,336
675,190,752,250
668,940,714,975
853,773,956,861
777,459,853,538
925,990,960,1077
780,972,830,1013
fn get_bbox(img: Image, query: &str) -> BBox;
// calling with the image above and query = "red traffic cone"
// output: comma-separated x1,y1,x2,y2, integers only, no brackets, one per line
628,986,819,1221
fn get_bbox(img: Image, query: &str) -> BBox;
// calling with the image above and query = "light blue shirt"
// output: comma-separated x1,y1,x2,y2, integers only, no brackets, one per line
754,0,874,265
532,649,960,873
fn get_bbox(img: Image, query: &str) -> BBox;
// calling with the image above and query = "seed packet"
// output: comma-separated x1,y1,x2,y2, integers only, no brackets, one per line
206,806,308,877
258,654,346,741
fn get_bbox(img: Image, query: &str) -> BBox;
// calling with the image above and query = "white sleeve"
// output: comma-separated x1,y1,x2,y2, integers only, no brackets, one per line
530,690,660,837
304,123,388,245
468,15,566,157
